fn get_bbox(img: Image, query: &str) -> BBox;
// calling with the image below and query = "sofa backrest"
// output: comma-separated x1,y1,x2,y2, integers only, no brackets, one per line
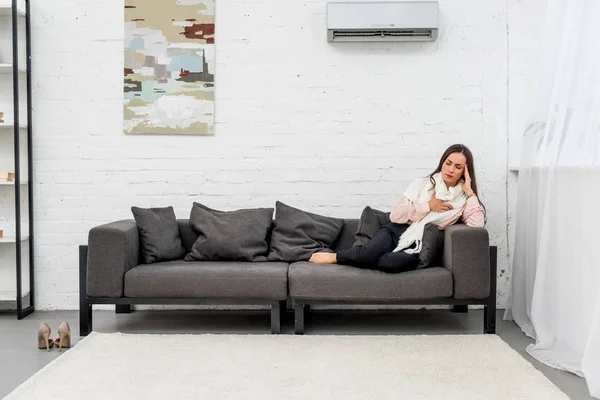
177,218,359,256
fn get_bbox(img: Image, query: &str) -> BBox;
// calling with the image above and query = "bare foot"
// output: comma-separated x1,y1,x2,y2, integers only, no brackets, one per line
308,252,337,264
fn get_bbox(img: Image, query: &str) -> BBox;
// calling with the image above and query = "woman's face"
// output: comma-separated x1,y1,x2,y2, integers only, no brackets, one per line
441,152,467,187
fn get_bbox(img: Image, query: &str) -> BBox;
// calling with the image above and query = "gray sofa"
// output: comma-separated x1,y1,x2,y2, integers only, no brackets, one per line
79,218,496,336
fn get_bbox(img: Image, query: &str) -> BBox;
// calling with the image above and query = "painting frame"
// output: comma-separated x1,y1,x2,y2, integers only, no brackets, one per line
124,0,215,135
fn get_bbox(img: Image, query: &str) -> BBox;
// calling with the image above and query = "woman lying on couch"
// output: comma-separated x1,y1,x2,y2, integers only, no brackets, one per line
309,143,486,273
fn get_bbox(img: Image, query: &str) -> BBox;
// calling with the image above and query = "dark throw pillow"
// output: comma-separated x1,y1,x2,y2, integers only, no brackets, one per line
353,206,390,247
185,203,274,262
268,201,345,262
131,206,186,264
417,223,445,269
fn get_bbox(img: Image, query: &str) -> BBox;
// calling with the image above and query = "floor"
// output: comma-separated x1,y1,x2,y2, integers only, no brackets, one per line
0,308,593,400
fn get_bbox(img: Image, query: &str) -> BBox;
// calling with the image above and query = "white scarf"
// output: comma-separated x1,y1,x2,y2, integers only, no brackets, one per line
393,172,466,254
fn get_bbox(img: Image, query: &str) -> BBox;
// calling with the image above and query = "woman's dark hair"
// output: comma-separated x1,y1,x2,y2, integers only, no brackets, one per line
428,144,486,215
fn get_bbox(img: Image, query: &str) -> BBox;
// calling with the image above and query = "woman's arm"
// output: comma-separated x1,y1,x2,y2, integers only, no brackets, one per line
390,178,430,224
436,196,485,229
390,198,430,224
461,195,485,227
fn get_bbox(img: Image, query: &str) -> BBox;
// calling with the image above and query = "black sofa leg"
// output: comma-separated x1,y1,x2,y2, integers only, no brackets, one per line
294,303,305,335
79,245,92,336
280,299,287,323
485,246,498,334
271,301,284,334
116,304,132,314
453,305,468,313
484,304,496,334
80,301,92,337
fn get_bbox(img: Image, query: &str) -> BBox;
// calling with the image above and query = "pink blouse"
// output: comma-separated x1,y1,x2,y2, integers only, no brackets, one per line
389,195,485,228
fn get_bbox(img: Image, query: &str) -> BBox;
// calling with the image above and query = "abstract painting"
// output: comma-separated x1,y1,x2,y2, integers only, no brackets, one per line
124,0,215,135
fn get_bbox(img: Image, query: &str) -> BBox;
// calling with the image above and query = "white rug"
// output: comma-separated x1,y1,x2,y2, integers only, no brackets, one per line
5,332,568,400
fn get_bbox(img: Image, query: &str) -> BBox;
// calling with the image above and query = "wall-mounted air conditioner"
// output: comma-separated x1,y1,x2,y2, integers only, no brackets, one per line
327,1,439,42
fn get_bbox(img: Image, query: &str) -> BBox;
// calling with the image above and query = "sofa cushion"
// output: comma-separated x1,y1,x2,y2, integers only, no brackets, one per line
178,219,199,253
418,223,445,269
332,219,359,252
268,202,345,262
288,262,452,301
185,203,274,262
131,206,186,264
180,218,359,255
124,260,289,300
353,206,390,247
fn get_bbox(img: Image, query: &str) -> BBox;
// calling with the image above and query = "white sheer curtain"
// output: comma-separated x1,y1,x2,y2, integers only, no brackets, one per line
504,0,600,398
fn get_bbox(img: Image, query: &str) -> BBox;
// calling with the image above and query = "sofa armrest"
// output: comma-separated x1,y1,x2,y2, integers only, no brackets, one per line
442,224,490,299
87,220,139,297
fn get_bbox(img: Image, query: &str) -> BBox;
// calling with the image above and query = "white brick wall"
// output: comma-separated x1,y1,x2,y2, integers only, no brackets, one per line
29,0,529,310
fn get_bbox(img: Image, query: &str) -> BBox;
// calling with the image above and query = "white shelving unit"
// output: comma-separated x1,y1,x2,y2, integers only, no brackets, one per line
0,0,33,317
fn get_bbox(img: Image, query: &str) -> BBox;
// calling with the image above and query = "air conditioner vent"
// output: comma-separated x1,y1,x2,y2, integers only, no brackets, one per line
334,30,432,38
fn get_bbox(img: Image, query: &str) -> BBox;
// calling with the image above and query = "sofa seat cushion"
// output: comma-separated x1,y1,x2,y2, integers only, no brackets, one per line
288,262,452,301
124,261,289,300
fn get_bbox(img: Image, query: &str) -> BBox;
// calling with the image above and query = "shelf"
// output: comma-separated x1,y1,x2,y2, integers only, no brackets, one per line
0,8,26,17
0,292,30,310
0,291,15,301
0,124,29,129
0,181,28,185
0,1,26,17
0,236,29,243
0,64,27,73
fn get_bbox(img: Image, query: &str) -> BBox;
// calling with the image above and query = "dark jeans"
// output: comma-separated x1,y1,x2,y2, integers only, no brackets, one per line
336,222,419,274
